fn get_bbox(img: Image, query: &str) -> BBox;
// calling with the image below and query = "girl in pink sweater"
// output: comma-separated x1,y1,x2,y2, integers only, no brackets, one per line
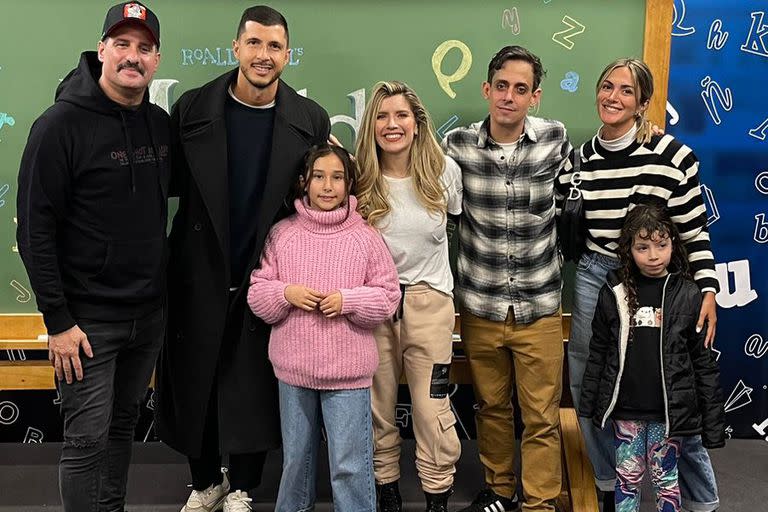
247,144,401,512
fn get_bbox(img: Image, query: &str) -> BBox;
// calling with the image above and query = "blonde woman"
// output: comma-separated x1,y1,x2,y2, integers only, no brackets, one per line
355,81,462,512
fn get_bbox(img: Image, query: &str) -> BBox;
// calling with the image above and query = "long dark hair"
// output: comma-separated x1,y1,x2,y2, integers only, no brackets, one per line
292,143,358,205
617,201,690,320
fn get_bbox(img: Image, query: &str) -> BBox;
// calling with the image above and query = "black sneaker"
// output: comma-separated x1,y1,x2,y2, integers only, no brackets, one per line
376,481,402,512
458,489,519,512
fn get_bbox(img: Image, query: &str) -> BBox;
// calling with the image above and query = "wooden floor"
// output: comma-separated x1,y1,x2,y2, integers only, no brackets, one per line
0,313,598,511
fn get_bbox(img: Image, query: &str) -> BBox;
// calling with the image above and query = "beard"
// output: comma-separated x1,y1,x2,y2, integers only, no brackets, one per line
240,62,282,90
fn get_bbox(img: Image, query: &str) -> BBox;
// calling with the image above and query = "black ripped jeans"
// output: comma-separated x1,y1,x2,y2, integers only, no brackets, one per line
57,307,164,512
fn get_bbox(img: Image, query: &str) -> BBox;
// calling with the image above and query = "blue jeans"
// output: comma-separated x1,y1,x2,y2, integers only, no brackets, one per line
58,307,164,512
567,252,719,511
276,381,375,512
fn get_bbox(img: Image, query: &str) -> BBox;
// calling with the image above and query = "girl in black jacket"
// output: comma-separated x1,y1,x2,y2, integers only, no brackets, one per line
579,203,725,512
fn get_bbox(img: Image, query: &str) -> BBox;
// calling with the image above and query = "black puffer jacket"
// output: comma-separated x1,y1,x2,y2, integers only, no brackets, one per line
579,270,726,448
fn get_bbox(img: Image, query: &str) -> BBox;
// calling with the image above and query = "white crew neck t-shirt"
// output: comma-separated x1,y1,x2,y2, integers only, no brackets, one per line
378,155,462,296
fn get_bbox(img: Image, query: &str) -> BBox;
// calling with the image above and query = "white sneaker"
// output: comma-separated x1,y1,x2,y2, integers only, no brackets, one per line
223,490,253,512
180,471,231,512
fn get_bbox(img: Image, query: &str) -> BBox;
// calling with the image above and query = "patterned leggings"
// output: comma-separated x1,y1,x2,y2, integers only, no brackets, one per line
614,420,682,512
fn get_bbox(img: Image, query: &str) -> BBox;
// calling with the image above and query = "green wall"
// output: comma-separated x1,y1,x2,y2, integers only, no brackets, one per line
0,0,645,313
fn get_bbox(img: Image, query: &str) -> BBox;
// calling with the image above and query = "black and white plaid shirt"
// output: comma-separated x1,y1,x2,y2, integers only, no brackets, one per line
442,116,571,323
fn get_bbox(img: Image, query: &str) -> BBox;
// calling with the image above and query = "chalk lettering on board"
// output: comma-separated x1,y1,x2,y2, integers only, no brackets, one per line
502,8,521,35
552,16,585,50
5,349,26,362
748,116,768,141
707,19,729,50
754,213,768,244
330,88,366,142
741,11,768,58
560,71,579,92
24,427,44,443
0,183,8,207
672,0,696,37
10,280,31,303
289,48,303,66
755,171,768,194
700,184,719,226
437,115,460,140
0,401,20,425
432,40,473,99
395,403,413,428
715,260,758,309
149,79,179,114
181,47,240,66
744,334,768,359
724,379,753,413
12,216,18,253
666,101,680,126
753,417,768,441
0,112,15,141
142,420,154,442
700,76,733,126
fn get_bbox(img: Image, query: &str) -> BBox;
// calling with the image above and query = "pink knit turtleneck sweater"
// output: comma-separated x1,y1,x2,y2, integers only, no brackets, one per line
247,196,401,390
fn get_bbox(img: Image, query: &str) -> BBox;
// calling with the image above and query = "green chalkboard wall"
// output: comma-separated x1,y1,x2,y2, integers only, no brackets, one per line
0,0,647,314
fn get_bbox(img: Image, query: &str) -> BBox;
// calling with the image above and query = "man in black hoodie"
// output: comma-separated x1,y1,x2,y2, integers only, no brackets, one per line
16,3,169,511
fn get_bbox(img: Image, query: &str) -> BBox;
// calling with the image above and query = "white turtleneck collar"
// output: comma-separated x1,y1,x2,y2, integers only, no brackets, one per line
597,123,639,152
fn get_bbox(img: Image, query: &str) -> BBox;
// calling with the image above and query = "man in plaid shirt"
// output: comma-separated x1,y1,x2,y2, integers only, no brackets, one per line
442,46,571,512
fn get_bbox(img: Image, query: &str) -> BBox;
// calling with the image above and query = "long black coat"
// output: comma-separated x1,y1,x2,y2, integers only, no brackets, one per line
578,270,726,448
154,70,330,456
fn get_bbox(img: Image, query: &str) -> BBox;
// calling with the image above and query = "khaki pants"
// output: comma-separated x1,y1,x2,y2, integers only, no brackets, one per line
371,283,461,493
461,307,563,512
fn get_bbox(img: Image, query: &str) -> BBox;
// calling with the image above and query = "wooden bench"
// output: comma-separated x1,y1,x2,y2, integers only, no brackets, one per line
0,313,597,511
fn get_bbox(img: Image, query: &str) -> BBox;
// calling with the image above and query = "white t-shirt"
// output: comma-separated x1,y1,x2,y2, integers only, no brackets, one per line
378,155,463,296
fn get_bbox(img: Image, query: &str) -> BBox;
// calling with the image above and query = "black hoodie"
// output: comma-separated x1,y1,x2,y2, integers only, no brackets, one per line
17,51,170,334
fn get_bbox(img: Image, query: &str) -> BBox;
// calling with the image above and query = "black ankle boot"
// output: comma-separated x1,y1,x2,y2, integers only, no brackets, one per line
376,481,402,512
424,487,453,512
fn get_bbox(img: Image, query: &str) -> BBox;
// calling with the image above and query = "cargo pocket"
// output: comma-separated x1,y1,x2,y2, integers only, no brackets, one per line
433,410,461,467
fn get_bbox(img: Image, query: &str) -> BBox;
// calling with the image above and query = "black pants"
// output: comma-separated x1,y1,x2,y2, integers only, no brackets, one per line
58,307,164,512
188,378,266,493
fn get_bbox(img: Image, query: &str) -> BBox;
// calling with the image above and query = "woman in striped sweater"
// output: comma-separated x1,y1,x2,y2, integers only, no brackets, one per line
555,58,720,512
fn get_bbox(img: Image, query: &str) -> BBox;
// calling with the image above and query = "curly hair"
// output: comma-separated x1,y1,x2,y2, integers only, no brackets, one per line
616,202,691,323
354,81,447,228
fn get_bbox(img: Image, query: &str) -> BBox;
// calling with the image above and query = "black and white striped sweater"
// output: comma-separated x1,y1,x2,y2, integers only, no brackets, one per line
555,133,719,293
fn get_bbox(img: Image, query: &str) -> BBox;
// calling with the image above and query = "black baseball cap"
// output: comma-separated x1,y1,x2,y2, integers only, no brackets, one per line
101,2,160,48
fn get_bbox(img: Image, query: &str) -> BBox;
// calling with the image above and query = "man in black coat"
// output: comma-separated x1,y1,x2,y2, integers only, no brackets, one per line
16,3,169,511
154,5,330,511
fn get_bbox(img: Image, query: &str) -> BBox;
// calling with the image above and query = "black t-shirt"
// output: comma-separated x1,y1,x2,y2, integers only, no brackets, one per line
612,273,667,422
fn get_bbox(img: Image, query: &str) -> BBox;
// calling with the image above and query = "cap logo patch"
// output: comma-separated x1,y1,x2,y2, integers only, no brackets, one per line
123,3,147,20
